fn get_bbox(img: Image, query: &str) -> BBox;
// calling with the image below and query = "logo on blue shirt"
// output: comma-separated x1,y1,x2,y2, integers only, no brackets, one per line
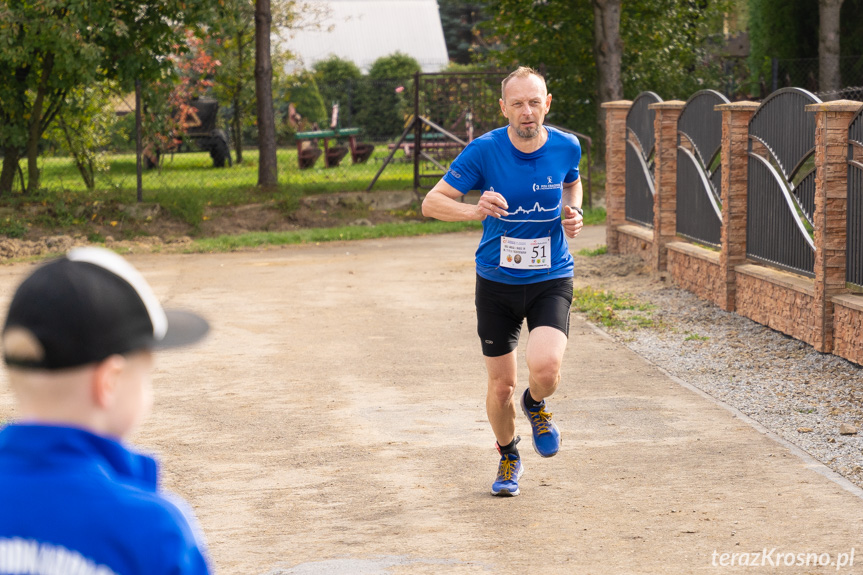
532,178,562,192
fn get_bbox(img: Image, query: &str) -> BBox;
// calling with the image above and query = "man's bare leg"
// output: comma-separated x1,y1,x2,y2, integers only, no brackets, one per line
521,326,567,457
525,326,568,402
486,349,525,496
485,350,518,446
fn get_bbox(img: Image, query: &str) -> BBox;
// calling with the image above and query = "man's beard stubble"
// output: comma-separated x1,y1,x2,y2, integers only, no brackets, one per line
514,125,540,139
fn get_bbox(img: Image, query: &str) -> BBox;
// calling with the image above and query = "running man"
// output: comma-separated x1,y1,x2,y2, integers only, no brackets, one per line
422,66,583,496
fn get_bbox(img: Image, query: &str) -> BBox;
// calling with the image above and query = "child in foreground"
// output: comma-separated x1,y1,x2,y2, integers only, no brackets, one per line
0,247,212,574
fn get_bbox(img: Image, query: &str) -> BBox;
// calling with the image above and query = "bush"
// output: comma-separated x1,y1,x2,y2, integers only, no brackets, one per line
356,52,421,140
108,113,137,153
313,56,363,128
281,71,328,138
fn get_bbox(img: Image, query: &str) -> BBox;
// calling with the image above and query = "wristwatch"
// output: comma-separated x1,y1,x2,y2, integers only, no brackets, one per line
573,206,584,216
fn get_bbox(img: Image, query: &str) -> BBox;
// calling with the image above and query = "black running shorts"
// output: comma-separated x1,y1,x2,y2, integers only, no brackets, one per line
475,274,574,357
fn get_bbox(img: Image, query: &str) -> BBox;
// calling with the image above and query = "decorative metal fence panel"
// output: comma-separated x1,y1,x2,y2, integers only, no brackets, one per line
746,87,820,277
848,108,863,289
625,91,662,227
676,89,728,247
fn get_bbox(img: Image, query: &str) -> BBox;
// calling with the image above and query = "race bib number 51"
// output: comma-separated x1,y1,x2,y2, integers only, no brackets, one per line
500,236,551,269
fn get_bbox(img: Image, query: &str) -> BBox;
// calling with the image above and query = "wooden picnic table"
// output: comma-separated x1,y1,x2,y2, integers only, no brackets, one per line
295,127,373,169
387,132,465,158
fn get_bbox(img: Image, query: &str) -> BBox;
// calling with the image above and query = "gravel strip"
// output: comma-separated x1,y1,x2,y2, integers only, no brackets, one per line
574,253,863,489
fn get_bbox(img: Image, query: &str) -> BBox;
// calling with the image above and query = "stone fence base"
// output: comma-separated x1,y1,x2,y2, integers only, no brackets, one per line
832,296,863,365
616,224,653,264
733,264,820,348
666,243,722,306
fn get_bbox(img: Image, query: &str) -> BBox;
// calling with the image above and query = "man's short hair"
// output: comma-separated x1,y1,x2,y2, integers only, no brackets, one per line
501,66,547,101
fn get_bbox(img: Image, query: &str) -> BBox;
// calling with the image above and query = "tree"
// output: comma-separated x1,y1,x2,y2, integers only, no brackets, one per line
356,53,422,140
482,0,731,161
141,30,222,169
481,0,599,144
313,56,363,127
48,83,119,191
0,0,213,196
749,0,863,95
592,0,623,161
210,0,257,164
256,0,278,188
209,0,311,163
0,1,101,194
437,0,493,64
282,71,327,133
620,1,730,99
748,0,819,90
839,0,863,58
819,0,845,95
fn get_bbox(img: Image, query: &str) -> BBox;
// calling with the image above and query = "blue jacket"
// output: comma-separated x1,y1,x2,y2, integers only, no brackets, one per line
0,424,211,575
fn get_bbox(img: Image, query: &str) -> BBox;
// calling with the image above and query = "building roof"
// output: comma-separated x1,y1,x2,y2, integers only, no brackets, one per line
282,0,450,74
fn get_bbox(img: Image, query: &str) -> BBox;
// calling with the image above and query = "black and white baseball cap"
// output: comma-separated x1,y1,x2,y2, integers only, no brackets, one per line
3,247,209,370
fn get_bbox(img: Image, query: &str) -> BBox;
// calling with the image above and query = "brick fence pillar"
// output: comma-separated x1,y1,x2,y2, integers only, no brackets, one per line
648,101,686,271
601,100,633,255
714,102,759,312
806,100,862,353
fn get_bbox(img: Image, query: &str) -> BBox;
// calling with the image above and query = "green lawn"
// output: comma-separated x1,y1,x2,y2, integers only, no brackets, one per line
37,147,415,202
187,220,484,253
11,147,413,229
4,148,604,238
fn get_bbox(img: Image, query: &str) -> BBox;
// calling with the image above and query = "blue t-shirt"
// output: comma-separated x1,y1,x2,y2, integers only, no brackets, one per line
443,126,581,285
0,424,211,575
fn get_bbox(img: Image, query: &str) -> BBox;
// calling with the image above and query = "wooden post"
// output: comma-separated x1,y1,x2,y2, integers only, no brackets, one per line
413,71,421,193
135,79,143,203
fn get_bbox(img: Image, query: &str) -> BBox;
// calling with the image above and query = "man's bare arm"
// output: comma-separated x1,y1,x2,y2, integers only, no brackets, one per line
422,179,510,222
562,178,583,211
561,178,584,239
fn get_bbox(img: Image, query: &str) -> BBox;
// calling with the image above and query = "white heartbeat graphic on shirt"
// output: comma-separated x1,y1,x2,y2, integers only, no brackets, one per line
509,201,561,216
500,201,561,223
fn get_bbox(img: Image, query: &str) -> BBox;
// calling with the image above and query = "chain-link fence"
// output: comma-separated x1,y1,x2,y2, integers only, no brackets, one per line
770,55,863,97
817,86,863,102
24,82,416,201
18,69,602,209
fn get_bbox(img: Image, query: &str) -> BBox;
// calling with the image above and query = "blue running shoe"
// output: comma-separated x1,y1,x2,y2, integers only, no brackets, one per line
491,452,524,497
520,388,561,457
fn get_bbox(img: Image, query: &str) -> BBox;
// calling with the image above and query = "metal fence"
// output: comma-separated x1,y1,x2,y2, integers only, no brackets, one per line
771,55,863,96
848,107,863,289
625,91,662,227
368,71,594,203
818,85,863,102
407,71,505,192
26,70,596,202
675,90,728,247
746,87,820,277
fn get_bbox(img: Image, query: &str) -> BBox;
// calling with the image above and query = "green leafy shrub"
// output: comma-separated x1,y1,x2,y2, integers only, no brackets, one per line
313,56,364,127
356,53,421,140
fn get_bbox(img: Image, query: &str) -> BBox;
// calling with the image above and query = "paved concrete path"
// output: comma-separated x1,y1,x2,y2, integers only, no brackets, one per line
0,228,860,574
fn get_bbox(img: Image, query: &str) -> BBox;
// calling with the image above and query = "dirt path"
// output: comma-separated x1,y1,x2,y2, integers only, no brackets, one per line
1,229,861,574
